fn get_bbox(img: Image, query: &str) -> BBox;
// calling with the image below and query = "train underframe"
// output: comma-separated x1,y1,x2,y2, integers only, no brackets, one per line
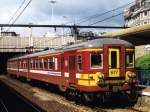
65,83,139,104
8,72,138,105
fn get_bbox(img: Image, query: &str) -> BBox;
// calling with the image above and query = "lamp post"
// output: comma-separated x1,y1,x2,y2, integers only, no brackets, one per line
48,0,56,24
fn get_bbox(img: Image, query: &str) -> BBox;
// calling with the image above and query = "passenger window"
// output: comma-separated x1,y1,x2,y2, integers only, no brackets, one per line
77,55,82,70
69,56,75,71
34,60,36,69
90,52,102,69
126,54,134,67
61,57,64,70
30,59,33,69
39,58,44,69
44,60,47,69
48,58,53,69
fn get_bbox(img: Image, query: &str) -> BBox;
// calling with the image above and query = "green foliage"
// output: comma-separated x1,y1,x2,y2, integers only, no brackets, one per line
135,54,150,69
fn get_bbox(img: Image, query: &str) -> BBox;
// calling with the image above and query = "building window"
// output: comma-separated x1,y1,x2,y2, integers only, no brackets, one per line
126,54,134,68
48,58,53,69
144,21,148,24
90,52,103,69
77,55,82,70
144,11,148,16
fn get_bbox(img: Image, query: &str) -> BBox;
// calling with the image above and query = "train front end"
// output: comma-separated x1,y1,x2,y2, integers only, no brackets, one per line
76,39,138,102
97,45,138,92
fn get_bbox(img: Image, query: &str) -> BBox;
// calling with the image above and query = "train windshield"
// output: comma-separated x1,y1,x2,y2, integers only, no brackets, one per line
90,52,102,69
126,54,134,68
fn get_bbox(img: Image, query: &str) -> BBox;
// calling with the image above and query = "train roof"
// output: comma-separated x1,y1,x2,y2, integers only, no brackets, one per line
9,38,133,60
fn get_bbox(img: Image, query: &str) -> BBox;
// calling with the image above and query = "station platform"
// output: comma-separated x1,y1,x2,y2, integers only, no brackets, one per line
141,85,150,96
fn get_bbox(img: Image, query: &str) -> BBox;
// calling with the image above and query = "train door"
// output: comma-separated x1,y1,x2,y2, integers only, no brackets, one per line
108,48,120,77
69,55,76,85
60,56,66,91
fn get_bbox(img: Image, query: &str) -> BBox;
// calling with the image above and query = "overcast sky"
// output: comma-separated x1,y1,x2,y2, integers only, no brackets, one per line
0,0,134,36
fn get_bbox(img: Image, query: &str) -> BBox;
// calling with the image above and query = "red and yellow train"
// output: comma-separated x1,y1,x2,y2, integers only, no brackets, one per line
7,38,138,102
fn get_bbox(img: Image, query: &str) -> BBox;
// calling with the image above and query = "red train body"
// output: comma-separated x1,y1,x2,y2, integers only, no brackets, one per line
7,38,138,102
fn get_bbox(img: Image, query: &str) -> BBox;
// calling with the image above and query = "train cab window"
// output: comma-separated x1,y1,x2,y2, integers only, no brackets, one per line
111,51,117,68
90,52,102,69
77,55,82,70
48,58,53,70
126,54,134,67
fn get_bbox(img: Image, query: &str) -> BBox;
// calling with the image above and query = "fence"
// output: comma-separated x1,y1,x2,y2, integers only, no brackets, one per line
136,69,150,85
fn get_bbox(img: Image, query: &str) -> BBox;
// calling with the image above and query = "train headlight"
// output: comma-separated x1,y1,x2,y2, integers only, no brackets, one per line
96,72,104,79
126,71,136,78
126,71,136,84
97,72,105,87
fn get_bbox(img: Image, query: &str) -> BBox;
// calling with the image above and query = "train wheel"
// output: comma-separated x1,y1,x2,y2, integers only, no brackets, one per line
65,89,74,101
95,94,105,105
81,93,94,104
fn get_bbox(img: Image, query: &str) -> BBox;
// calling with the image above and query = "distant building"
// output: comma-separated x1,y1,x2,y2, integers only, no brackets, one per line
144,44,150,53
124,0,150,27
1,31,19,36
43,32,56,38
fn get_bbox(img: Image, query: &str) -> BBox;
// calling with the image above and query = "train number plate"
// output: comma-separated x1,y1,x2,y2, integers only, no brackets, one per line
109,69,120,77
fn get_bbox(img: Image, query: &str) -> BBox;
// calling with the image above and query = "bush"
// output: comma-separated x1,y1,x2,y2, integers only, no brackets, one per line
135,54,150,69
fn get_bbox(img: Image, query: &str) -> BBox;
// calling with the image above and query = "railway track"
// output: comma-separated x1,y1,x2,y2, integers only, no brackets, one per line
0,99,9,112
0,75,147,112
0,80,44,112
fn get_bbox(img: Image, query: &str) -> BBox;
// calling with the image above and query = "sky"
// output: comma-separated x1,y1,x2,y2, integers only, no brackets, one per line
0,0,134,36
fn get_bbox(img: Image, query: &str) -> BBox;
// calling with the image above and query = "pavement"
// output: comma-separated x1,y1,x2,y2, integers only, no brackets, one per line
139,85,150,96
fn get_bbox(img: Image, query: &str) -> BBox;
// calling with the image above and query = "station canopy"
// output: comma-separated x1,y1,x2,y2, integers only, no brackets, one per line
105,24,150,46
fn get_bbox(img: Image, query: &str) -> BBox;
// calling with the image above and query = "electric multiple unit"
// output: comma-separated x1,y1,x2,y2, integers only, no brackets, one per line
7,38,138,102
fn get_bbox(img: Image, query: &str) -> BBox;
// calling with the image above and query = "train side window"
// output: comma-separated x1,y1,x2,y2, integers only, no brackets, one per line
30,59,33,69
69,56,75,71
61,57,64,70
23,60,26,69
39,59,43,69
36,60,39,69
90,52,102,69
126,54,134,68
77,55,82,70
34,60,36,69
19,61,21,68
44,59,47,69
48,58,53,70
